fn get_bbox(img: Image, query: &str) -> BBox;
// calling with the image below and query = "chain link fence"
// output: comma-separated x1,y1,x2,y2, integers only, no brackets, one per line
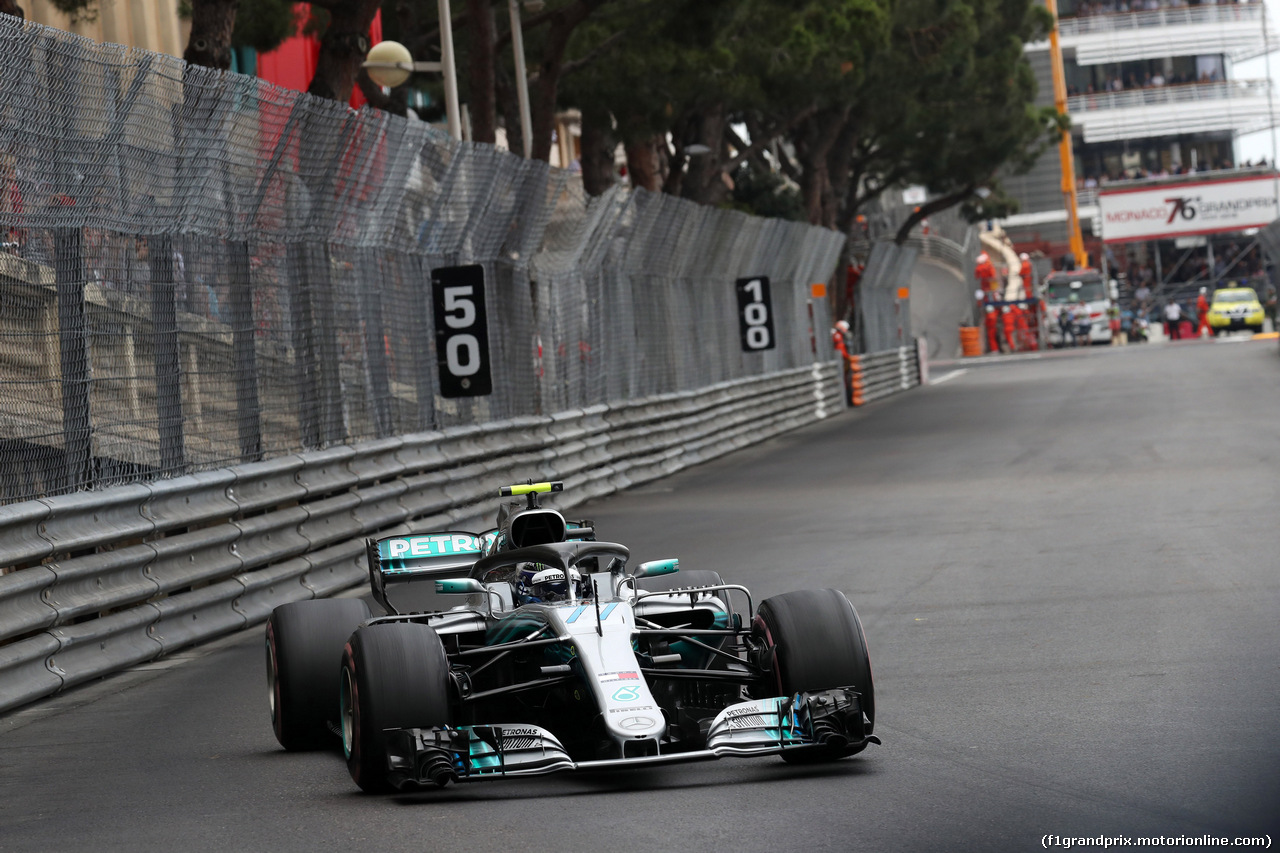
0,18,844,506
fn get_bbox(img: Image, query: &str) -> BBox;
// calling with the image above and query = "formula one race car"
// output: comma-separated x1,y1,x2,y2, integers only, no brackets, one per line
265,481,878,793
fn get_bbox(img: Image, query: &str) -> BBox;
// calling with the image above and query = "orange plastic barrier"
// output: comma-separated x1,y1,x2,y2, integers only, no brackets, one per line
959,326,983,357
849,355,865,406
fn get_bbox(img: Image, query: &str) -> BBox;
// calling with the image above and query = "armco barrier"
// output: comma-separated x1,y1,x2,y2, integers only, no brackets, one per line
849,344,923,407
0,363,845,713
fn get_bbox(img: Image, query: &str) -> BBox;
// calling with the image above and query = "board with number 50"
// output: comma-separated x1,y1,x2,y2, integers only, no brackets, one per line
432,264,493,397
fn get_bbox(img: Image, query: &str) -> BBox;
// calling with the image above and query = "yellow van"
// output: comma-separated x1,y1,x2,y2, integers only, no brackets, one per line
1207,287,1265,335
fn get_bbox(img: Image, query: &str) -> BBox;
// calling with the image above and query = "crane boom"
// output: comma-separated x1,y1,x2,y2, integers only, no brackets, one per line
1044,0,1088,269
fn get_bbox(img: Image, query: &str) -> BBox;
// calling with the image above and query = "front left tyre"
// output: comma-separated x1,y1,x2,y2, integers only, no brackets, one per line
341,622,452,793
266,598,372,751
754,588,874,762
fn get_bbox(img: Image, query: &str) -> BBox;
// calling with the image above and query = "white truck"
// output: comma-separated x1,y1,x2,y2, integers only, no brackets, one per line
1044,270,1114,347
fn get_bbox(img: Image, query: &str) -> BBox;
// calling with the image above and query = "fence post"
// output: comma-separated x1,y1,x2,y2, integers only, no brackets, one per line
228,241,263,463
147,234,186,474
287,242,344,449
359,271,393,439
55,228,92,492
411,255,436,430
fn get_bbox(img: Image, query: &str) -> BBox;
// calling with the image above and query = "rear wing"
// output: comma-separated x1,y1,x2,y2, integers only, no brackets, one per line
365,531,489,615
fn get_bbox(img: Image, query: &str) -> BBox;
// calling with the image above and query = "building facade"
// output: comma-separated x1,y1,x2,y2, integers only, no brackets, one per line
1001,0,1278,264
20,0,187,58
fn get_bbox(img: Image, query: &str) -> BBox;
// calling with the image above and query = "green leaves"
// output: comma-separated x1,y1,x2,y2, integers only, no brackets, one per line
233,0,297,54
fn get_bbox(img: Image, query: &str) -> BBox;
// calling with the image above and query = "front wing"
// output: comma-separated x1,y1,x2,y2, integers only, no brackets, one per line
384,688,877,789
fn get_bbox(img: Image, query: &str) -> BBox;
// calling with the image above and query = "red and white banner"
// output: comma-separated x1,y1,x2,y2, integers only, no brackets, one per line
1098,174,1280,243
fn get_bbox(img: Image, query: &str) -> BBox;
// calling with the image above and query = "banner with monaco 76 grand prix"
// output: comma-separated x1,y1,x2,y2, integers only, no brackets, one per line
1098,173,1280,243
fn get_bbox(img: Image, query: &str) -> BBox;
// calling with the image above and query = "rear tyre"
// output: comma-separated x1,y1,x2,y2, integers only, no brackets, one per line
266,598,372,751
754,589,874,762
341,623,452,793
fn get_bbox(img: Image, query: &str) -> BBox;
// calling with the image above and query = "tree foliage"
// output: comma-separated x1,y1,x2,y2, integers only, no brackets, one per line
545,0,1057,236
232,0,296,53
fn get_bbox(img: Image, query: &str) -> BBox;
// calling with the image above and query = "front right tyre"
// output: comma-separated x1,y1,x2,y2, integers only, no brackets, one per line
266,598,372,751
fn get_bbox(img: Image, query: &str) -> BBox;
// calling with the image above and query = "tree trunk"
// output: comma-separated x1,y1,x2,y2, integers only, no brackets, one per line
308,0,382,104
184,0,240,70
680,101,728,206
356,71,409,117
796,106,850,227
466,0,496,144
529,0,606,162
579,107,616,196
0,0,24,19
824,116,859,230
495,64,524,154
893,185,975,244
624,135,662,193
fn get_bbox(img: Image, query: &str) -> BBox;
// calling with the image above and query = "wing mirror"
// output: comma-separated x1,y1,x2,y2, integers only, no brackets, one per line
435,577,485,595
632,558,679,579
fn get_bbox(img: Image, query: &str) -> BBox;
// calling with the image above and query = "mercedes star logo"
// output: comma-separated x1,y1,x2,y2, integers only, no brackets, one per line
619,716,656,731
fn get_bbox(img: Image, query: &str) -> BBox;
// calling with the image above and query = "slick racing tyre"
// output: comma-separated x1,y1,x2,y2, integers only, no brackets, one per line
341,623,452,793
266,598,372,751
754,589,874,761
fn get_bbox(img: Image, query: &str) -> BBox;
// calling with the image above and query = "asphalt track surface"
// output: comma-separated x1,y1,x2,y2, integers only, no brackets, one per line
3,338,1279,853
910,256,973,361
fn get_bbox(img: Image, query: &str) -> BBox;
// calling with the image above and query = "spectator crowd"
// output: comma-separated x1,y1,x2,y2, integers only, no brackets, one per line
1067,0,1261,17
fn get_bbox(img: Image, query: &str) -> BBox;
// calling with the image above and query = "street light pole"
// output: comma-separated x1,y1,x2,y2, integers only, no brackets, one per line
438,0,463,141
509,0,534,158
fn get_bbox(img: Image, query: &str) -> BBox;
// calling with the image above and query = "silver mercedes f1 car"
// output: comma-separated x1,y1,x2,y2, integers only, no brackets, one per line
265,481,878,793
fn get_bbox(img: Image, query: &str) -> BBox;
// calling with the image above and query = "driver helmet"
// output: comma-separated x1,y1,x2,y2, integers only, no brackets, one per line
515,563,582,604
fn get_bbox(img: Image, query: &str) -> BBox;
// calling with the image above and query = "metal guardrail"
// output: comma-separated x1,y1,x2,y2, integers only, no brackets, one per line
0,363,843,714
1066,79,1270,114
849,345,922,407
1058,3,1264,37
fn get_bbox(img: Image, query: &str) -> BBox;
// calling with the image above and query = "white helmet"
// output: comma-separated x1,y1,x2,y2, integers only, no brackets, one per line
1019,252,1030,261
835,320,850,333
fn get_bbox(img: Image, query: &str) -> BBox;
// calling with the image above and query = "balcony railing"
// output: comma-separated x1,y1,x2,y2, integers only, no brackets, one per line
1059,3,1263,37
1067,79,1269,113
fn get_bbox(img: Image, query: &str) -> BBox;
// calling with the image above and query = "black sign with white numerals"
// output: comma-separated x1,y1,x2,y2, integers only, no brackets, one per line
431,264,493,397
735,276,776,352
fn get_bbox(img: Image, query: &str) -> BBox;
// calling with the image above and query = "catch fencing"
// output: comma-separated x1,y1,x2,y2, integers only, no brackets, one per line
0,16,844,507
0,18,862,712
